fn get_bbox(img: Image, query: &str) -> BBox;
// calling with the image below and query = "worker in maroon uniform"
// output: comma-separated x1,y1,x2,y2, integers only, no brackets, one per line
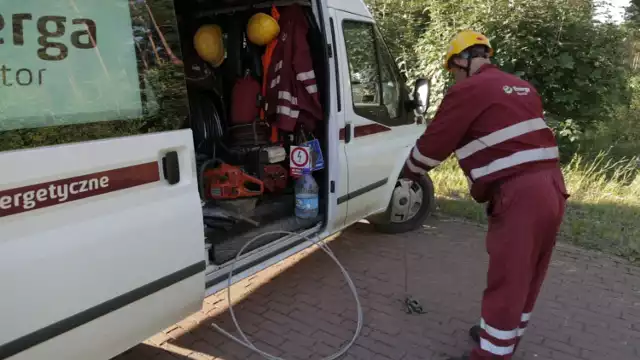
403,30,569,360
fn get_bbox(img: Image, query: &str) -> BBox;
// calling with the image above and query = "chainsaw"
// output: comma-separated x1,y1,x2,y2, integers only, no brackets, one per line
203,162,264,200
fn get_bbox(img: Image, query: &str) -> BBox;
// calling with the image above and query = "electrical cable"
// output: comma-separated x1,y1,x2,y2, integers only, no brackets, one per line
211,230,363,360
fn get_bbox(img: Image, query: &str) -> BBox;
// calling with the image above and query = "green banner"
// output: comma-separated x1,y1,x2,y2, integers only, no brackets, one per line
0,0,142,130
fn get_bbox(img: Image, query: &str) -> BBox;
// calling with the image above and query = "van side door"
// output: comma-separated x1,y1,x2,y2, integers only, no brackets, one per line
0,1,204,359
333,10,425,226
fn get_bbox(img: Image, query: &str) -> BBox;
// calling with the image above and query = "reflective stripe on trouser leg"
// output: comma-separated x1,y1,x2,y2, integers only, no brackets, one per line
472,168,565,360
471,191,536,359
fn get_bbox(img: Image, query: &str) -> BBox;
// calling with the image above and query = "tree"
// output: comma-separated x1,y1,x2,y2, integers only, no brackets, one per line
367,0,633,153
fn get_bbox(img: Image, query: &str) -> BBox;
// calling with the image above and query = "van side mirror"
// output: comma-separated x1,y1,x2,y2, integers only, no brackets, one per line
413,78,430,115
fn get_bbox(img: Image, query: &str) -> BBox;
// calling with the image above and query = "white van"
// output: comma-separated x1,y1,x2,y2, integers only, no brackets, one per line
0,0,433,359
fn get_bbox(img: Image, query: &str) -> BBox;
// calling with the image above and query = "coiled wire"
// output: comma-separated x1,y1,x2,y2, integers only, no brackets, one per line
211,230,363,360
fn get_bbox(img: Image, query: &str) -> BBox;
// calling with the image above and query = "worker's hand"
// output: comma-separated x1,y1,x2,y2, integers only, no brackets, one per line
401,161,422,183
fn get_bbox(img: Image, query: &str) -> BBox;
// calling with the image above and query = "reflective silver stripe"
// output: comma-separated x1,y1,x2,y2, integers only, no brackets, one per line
405,158,428,174
411,147,441,168
275,60,283,72
517,327,526,337
480,338,515,356
306,84,318,94
456,118,548,160
296,70,316,81
278,91,298,105
470,146,559,180
270,75,281,89
521,313,531,322
480,318,517,340
276,106,300,118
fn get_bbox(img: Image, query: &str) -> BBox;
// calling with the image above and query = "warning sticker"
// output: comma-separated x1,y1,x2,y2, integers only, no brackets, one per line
290,146,311,176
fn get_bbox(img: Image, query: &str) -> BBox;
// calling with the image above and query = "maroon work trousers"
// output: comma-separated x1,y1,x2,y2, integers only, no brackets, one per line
471,167,568,360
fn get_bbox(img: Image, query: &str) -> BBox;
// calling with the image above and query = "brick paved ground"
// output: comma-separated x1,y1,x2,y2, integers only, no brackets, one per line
113,217,640,360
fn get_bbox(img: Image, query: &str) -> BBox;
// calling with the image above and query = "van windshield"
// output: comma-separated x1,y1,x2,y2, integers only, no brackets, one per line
0,0,188,152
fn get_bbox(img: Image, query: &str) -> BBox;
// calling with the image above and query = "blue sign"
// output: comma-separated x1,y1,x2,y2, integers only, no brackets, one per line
302,139,325,172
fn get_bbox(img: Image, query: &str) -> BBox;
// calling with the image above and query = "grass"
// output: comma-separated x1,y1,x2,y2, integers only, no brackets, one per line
429,151,640,262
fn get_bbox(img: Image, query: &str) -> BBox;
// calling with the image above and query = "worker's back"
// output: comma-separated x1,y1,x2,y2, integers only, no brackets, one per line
453,64,561,202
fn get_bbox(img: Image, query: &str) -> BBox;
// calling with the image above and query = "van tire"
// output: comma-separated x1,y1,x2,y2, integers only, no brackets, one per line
371,174,435,234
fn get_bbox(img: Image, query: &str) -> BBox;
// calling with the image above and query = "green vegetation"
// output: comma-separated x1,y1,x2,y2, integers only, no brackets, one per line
431,153,640,261
365,0,640,261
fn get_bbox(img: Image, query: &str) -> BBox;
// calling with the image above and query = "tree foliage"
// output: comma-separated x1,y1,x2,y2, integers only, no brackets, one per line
366,0,636,152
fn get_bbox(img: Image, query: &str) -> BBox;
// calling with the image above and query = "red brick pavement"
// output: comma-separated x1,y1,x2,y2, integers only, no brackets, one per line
113,217,640,360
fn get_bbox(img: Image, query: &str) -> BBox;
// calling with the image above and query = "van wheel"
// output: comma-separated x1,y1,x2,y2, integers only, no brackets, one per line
371,174,435,234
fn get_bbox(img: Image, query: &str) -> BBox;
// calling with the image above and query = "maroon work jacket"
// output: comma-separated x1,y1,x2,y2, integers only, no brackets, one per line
264,5,323,132
404,64,561,203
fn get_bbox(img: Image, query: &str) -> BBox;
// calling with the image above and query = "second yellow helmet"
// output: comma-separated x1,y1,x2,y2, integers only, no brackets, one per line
194,24,225,67
444,30,493,71
247,13,280,46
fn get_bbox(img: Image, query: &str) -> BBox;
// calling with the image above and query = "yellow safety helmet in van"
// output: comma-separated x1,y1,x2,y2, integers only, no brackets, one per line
444,30,494,71
247,13,280,46
194,24,225,67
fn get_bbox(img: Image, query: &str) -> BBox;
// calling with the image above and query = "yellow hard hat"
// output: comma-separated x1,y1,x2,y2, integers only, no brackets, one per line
247,13,280,46
444,30,494,71
194,24,225,67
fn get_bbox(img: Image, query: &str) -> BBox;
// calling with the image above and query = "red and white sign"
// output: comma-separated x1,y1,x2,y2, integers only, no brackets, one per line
290,146,311,176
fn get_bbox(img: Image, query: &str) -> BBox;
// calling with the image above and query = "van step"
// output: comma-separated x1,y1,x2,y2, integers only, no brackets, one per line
208,214,323,265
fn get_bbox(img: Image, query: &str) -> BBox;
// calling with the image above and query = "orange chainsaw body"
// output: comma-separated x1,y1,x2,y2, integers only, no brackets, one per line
204,163,264,200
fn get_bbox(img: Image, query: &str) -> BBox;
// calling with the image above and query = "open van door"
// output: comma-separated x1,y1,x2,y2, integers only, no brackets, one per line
0,1,204,359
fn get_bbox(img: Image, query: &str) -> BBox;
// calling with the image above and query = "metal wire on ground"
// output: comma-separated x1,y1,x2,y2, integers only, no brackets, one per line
211,230,364,360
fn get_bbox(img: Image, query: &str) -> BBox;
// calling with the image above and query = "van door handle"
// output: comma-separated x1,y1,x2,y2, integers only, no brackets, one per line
344,124,352,143
162,151,180,185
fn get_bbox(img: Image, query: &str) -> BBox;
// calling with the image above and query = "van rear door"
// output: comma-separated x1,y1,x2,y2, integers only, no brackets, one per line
0,1,204,359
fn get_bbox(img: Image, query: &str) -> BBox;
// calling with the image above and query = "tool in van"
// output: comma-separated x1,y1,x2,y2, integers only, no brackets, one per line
203,162,265,200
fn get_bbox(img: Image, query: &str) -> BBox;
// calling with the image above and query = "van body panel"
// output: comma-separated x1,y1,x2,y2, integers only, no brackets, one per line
332,9,427,226
0,0,426,359
326,0,373,18
0,131,205,359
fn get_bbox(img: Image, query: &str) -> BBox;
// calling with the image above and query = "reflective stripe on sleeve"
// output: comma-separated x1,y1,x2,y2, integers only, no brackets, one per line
270,75,281,89
411,147,441,168
276,106,300,119
296,70,316,81
405,158,428,174
470,146,559,180
306,84,318,94
278,91,298,105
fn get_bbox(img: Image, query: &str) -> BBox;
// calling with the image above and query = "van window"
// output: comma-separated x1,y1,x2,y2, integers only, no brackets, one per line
0,0,187,152
342,20,402,126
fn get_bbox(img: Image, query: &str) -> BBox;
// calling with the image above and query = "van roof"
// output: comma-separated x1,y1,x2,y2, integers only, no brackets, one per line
327,0,373,18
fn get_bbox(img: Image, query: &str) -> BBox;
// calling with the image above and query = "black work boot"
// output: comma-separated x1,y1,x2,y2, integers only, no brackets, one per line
469,324,481,344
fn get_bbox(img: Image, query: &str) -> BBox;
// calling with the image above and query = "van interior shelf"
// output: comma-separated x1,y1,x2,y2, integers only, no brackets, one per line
197,0,312,16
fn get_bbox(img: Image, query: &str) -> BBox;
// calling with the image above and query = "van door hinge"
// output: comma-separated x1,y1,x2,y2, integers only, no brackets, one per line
330,181,335,193
327,44,333,58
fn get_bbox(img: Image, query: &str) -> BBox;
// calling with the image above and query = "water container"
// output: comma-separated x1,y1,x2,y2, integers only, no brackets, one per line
295,168,319,219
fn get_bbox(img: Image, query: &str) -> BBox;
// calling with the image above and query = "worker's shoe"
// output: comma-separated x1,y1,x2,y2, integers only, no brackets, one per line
469,324,481,344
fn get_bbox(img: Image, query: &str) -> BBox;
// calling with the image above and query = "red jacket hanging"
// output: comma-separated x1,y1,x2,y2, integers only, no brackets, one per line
403,64,560,203
264,5,323,133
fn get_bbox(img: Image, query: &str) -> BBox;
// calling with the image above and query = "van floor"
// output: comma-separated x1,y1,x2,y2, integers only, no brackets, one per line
205,195,324,265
